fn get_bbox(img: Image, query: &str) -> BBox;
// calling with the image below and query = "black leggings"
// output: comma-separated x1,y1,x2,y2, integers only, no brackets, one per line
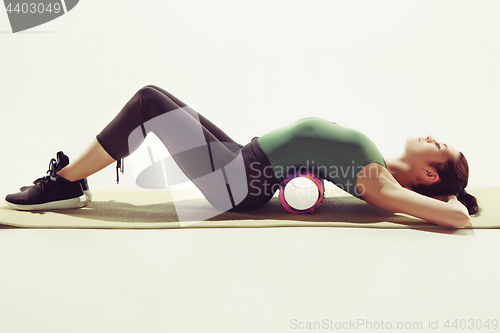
96,85,279,211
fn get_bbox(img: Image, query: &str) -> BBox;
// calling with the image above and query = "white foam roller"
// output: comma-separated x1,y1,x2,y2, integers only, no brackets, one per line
284,177,320,210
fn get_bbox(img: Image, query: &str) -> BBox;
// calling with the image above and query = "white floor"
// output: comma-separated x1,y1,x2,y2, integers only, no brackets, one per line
0,227,499,333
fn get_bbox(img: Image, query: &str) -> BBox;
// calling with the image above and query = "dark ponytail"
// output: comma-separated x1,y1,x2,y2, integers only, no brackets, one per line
457,190,479,215
412,153,479,216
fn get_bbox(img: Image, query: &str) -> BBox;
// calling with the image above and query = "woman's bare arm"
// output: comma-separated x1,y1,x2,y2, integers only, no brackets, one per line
357,164,470,228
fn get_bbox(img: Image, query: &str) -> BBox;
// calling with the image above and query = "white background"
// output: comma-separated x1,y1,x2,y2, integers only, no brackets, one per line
1,1,500,333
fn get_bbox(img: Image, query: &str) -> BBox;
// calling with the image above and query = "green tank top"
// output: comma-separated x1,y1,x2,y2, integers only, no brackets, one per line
257,117,387,200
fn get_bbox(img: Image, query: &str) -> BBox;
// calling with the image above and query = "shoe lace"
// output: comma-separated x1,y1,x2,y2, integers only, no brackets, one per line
36,158,59,190
116,158,124,184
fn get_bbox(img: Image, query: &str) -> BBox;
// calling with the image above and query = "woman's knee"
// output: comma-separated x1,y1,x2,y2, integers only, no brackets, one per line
135,85,182,116
142,84,163,92
136,85,161,99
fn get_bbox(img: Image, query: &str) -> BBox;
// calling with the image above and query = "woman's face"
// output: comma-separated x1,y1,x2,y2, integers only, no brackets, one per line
404,135,461,165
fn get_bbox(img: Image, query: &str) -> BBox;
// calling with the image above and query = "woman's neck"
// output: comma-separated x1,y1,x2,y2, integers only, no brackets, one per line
385,156,417,189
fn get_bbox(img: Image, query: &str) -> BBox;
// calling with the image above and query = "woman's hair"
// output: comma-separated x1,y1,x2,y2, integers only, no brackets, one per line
412,153,479,215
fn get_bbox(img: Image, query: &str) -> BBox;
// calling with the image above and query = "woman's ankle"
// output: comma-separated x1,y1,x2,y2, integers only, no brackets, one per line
56,168,76,182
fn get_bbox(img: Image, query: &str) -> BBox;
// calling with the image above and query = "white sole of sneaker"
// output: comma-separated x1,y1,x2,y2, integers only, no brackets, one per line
84,190,93,202
6,194,88,211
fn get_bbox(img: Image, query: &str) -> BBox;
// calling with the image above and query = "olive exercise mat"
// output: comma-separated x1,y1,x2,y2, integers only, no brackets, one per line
1,187,498,229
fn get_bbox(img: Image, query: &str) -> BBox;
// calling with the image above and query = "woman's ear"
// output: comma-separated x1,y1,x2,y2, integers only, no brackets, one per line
422,168,439,183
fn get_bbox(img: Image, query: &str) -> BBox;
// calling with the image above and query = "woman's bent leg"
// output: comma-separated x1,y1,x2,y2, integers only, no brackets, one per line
58,85,241,181
81,85,246,210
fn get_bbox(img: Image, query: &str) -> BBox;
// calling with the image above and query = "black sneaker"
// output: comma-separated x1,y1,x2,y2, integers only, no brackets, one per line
19,151,93,202
5,161,88,211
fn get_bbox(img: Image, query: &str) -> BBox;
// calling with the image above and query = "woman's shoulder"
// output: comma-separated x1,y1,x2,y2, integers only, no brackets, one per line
356,163,397,195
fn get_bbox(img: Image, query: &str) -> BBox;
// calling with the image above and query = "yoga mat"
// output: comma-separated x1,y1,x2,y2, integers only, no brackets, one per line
1,187,498,229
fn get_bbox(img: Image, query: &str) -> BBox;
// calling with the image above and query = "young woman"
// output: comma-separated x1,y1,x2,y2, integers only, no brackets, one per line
5,85,478,228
